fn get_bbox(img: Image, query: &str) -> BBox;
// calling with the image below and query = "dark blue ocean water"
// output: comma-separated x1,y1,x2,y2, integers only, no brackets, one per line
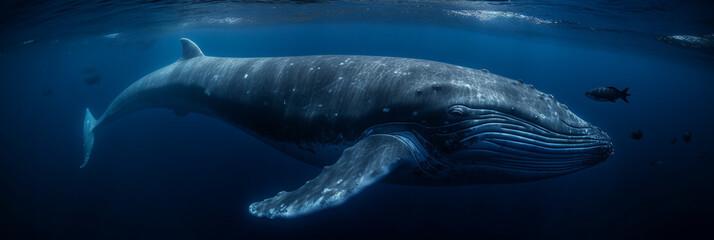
1,1,713,239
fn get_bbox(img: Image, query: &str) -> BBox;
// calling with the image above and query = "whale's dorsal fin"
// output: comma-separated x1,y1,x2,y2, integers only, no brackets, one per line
179,38,204,61
249,134,416,219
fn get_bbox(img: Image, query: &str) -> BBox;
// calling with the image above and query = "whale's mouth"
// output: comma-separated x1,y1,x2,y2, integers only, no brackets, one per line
438,110,613,173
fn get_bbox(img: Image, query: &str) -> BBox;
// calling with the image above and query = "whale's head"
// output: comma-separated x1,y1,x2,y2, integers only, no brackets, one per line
432,103,612,181
382,72,613,184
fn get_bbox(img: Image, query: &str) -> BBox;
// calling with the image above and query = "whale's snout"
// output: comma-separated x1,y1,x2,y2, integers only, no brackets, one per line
591,126,614,162
430,105,614,183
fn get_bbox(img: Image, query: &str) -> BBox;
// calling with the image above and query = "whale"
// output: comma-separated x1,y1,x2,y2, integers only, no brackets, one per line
82,38,613,219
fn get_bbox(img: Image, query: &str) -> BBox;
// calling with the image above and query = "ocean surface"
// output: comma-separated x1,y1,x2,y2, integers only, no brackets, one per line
1,0,713,239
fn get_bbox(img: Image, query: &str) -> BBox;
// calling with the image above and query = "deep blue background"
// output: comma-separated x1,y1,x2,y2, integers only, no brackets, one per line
1,23,713,239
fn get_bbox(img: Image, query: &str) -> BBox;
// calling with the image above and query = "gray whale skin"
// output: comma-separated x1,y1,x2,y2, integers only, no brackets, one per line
82,38,613,219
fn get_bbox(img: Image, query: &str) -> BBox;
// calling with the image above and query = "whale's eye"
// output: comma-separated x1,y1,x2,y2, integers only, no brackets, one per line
448,105,467,118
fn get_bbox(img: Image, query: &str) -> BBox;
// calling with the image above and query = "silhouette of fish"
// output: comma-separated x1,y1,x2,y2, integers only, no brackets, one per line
585,87,630,103
629,130,643,140
84,75,101,85
650,160,664,167
682,131,692,143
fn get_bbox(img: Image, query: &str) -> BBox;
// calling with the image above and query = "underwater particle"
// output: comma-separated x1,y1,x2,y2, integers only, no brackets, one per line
42,89,53,96
698,152,708,159
382,108,390,113
629,130,643,140
84,75,101,85
650,160,664,167
103,33,120,39
22,39,36,45
682,131,692,143
317,104,323,108
244,73,248,79
246,90,251,94
671,137,677,144
412,111,418,116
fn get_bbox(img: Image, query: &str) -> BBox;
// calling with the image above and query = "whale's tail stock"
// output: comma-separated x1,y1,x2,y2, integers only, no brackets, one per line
82,108,98,168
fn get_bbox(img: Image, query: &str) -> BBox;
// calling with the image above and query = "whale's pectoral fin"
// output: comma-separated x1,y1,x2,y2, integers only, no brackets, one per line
249,134,415,219
81,108,98,168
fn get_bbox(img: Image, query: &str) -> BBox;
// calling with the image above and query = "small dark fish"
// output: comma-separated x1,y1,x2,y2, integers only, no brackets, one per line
81,66,97,74
629,130,643,140
698,152,708,159
670,137,677,144
84,75,101,85
650,160,664,167
682,131,692,143
41,89,53,96
585,87,630,103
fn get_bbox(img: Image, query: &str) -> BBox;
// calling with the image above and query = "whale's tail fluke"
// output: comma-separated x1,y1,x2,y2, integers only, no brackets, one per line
82,108,98,168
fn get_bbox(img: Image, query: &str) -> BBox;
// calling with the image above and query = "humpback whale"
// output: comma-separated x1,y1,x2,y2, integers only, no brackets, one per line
82,38,613,219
